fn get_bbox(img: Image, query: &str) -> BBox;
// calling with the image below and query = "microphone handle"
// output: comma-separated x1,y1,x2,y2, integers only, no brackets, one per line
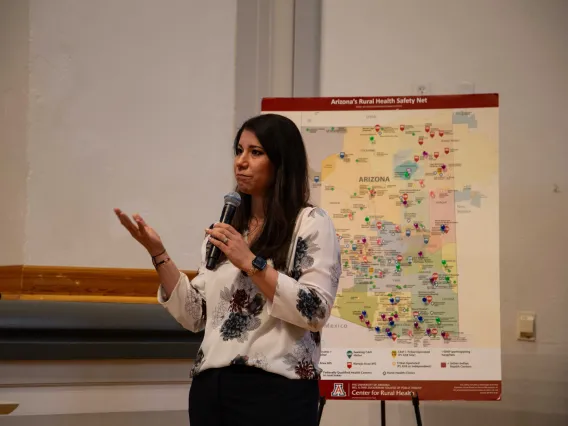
205,203,237,270
219,203,237,225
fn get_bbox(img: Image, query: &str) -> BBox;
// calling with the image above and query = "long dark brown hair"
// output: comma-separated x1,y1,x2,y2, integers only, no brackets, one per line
231,113,311,271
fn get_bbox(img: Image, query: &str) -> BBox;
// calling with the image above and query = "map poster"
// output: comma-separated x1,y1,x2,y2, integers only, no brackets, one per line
261,94,501,401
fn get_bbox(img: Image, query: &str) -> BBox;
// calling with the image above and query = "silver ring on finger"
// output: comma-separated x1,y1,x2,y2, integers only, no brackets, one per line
223,235,229,244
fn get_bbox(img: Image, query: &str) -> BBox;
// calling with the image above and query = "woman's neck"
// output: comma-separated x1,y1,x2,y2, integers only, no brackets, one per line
251,196,265,221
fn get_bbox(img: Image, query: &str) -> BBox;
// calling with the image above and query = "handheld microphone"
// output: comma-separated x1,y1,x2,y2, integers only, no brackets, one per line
206,191,242,270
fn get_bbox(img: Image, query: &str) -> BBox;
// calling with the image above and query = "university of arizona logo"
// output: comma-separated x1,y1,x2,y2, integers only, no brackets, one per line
331,383,347,397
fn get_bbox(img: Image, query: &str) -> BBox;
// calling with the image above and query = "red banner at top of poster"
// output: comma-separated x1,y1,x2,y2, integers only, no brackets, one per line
261,94,498,111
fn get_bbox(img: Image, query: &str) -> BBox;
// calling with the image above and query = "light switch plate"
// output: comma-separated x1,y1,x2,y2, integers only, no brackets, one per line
517,311,536,341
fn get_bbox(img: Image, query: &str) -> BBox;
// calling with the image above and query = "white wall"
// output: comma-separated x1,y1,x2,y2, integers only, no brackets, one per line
22,0,237,269
319,0,568,425
0,1,293,425
0,360,193,423
0,0,29,265
1,0,235,423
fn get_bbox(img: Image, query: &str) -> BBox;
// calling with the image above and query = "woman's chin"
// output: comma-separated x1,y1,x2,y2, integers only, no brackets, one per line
236,185,252,195
237,185,265,197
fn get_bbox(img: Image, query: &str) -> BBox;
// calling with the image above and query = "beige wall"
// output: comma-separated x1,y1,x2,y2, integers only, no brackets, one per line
319,0,568,425
0,0,293,425
0,0,28,266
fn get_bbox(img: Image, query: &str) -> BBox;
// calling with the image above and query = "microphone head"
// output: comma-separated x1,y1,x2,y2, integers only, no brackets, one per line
224,191,241,207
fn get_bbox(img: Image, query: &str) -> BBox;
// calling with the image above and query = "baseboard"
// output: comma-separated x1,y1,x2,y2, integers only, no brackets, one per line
0,265,197,304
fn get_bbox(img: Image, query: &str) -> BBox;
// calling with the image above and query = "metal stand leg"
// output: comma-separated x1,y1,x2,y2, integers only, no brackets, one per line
411,392,423,426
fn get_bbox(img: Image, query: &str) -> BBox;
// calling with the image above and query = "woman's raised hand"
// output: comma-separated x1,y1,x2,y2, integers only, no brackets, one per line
113,208,165,256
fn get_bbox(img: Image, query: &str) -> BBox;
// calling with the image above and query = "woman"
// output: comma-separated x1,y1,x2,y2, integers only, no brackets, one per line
114,113,342,426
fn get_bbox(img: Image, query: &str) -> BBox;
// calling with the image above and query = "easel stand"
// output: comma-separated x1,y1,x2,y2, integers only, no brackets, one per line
411,392,423,426
316,393,422,426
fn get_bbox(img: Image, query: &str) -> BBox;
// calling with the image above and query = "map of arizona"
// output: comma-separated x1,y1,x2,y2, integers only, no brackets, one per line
310,110,493,344
262,95,501,401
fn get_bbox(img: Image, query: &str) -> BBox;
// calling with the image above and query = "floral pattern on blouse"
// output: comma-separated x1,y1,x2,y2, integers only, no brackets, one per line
158,206,342,381
213,272,266,343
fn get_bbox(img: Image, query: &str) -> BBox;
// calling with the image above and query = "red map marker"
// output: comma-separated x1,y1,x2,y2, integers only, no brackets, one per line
397,254,403,262
439,130,444,137
403,193,408,200
434,152,439,159
425,125,430,132
400,124,405,131
418,136,424,145
414,155,419,162
427,295,433,303
375,124,380,132
376,221,382,230
444,147,450,154
430,130,435,138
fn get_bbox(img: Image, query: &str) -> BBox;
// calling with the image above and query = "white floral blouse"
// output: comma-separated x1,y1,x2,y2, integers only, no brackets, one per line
158,206,342,380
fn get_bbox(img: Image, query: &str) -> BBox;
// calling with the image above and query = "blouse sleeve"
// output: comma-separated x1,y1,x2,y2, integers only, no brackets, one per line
157,237,208,333
266,207,342,332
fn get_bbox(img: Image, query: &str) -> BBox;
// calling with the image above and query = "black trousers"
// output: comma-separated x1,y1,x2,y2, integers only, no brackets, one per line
188,364,320,426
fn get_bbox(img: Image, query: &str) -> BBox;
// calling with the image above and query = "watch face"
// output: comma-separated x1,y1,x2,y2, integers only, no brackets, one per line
252,256,267,270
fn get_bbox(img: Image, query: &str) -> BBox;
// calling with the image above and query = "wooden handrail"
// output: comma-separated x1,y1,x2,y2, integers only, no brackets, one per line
0,265,198,304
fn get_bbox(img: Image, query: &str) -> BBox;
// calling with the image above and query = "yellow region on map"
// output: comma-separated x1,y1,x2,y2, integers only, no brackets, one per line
305,108,498,346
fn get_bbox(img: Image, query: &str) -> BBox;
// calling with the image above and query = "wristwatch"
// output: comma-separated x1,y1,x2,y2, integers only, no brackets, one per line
246,255,267,276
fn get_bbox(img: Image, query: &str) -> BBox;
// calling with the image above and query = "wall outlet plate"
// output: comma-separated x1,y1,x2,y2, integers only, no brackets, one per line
517,310,536,341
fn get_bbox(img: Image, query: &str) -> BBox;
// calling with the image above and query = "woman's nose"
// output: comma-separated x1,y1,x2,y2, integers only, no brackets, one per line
235,153,248,167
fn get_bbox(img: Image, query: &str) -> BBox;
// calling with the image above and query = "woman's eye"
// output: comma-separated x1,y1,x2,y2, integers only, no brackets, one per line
252,150,263,156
